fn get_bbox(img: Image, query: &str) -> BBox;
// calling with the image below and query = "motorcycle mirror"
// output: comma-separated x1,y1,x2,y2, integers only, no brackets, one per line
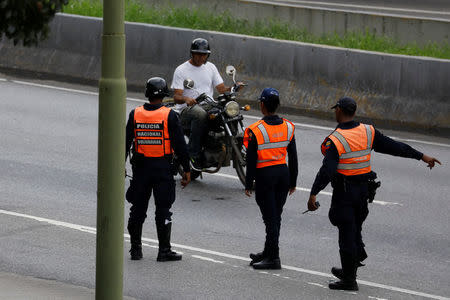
183,79,195,89
226,65,236,76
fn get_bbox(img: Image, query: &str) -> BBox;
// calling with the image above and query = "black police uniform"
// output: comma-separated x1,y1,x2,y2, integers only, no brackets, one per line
125,103,190,260
311,120,423,285
246,115,298,267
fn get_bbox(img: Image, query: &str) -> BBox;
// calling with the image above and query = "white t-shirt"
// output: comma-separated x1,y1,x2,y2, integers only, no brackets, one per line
171,60,224,113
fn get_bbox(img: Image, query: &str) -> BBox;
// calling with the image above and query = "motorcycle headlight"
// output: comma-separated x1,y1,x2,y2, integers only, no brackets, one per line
225,101,240,117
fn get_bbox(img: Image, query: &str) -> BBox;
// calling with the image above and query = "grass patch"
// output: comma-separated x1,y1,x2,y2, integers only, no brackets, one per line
63,0,450,59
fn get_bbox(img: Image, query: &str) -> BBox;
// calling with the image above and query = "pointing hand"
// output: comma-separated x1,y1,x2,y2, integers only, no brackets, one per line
422,154,441,169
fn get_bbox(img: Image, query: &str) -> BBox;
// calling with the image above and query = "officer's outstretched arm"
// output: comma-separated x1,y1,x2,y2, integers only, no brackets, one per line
421,154,441,169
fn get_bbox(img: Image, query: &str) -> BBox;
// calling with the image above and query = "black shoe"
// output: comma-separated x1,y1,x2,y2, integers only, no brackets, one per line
129,245,143,260
157,249,182,262
249,252,264,266
252,257,281,270
329,279,358,291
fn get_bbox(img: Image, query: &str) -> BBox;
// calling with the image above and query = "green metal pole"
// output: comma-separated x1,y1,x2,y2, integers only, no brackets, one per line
96,0,126,298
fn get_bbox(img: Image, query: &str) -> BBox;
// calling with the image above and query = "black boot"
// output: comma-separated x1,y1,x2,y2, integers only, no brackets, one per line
329,251,358,291
252,257,281,270
331,261,364,279
331,248,366,279
156,222,182,262
128,222,143,260
252,242,281,269
129,244,143,260
249,252,264,266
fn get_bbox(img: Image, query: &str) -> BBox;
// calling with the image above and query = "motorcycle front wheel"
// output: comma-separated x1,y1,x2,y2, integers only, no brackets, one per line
233,151,246,187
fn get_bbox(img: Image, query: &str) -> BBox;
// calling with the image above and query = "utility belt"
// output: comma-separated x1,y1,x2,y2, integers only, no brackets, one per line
332,172,381,203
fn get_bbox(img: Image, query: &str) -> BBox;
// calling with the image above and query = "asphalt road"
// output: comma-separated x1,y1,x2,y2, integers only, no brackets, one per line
249,0,450,20
0,74,449,300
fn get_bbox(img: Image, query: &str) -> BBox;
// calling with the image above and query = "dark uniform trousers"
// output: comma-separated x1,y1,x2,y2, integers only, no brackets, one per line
329,178,369,262
255,165,290,259
126,161,175,248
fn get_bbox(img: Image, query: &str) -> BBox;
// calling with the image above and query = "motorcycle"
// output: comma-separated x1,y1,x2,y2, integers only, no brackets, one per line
170,65,249,186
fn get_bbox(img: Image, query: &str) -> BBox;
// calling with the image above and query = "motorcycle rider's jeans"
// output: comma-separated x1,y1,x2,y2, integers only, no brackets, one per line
180,105,208,158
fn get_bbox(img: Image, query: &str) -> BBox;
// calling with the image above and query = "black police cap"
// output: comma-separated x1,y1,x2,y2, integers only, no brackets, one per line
331,97,357,114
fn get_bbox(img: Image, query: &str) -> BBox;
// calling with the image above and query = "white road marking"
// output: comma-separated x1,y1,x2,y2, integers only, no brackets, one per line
0,78,7,82
1,209,449,300
210,172,402,206
373,200,403,206
11,80,99,96
127,97,146,103
191,255,224,264
307,282,327,288
5,78,449,148
142,242,158,249
254,0,450,16
388,137,450,148
369,296,388,300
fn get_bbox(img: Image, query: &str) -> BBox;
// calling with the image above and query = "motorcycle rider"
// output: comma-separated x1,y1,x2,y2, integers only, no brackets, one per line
171,38,238,169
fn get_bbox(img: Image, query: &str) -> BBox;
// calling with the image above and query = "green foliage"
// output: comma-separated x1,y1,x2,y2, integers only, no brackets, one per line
63,0,450,59
64,0,102,17
0,0,67,46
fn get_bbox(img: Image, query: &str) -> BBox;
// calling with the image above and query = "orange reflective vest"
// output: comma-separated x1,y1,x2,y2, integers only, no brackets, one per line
243,119,295,168
134,106,172,157
321,124,375,176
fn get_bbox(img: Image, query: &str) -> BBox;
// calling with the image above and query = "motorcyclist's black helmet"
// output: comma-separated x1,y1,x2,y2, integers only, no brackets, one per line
145,77,169,99
190,38,211,56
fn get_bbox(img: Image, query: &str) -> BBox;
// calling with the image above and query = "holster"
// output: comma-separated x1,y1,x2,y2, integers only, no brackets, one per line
332,172,381,203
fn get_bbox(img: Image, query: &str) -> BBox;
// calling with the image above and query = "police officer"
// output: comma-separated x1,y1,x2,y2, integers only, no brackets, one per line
244,88,298,269
307,97,440,290
125,77,191,261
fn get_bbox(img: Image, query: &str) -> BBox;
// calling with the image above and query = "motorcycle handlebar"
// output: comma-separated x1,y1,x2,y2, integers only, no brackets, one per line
232,83,247,93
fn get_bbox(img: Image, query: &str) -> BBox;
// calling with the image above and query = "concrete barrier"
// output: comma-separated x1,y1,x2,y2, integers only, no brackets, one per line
145,0,450,46
0,14,449,133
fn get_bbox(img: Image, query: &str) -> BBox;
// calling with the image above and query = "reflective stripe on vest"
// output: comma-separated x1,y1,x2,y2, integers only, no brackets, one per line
244,119,295,168
327,124,374,176
134,106,172,157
